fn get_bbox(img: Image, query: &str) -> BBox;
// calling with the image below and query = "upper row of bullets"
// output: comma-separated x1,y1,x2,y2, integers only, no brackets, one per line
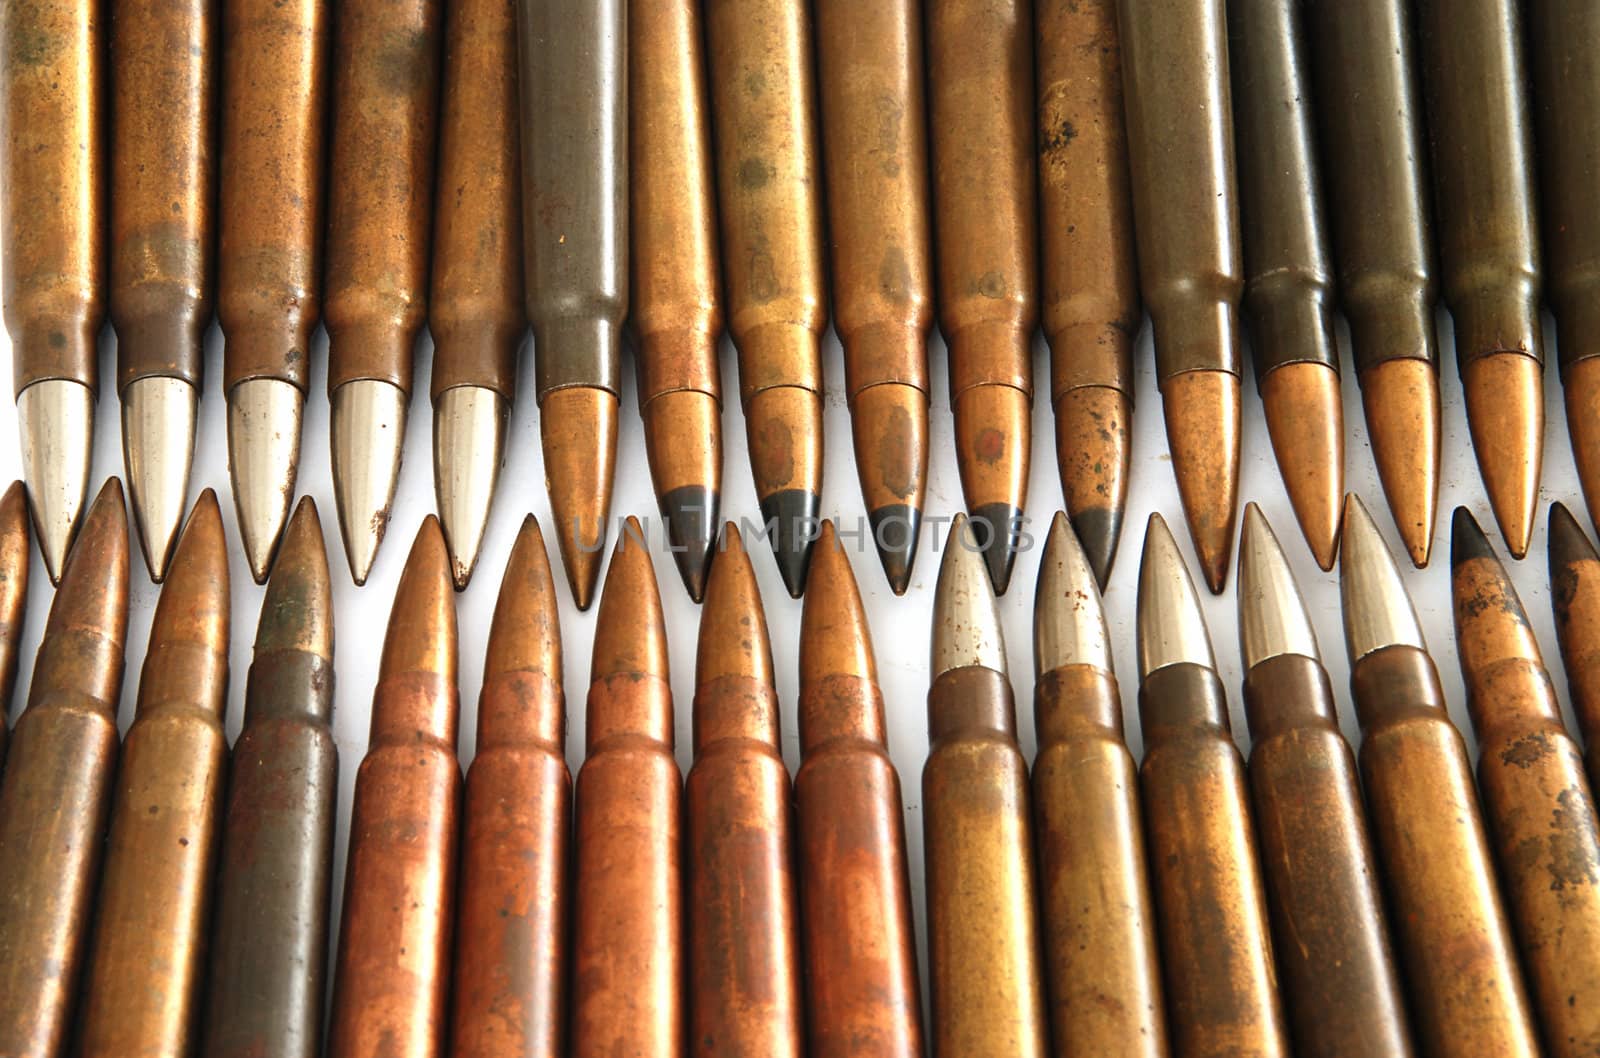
0,475,1598,1058
7,0,1586,604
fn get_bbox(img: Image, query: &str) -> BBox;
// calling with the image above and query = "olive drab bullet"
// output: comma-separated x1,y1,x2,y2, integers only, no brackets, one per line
688,526,804,1055
449,516,570,1058
1339,496,1539,1058
327,518,461,1058
797,521,924,1058
77,491,229,1058
1530,5,1600,536
1035,0,1139,589
0,480,127,1058
1452,507,1600,1058
705,0,828,598
430,0,522,590
220,0,329,584
0,482,30,767
1117,0,1243,593
630,0,723,602
110,0,214,582
520,0,626,610
1,0,104,584
570,518,683,1058
927,0,1037,594
1227,0,1343,570
1303,0,1441,566
1550,501,1600,791
815,0,934,594
324,0,443,585
924,514,1048,1057
1237,505,1413,1057
1415,0,1544,558
202,498,336,1058
1032,513,1167,1056
1137,513,1289,1057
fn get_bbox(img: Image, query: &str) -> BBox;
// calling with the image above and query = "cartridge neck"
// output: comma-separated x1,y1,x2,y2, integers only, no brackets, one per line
244,649,334,728
927,666,1017,746
1137,662,1231,745
28,626,126,715
139,640,227,720
693,674,780,754
586,670,673,752
1465,656,1565,746
1033,664,1122,747
476,669,565,754
1242,653,1340,745
799,673,888,754
370,670,459,750
1349,643,1448,733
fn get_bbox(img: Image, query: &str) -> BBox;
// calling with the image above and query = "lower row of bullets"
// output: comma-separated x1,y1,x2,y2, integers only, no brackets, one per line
0,477,1598,1058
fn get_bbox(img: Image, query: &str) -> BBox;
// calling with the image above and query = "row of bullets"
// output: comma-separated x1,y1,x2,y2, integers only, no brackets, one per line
9,0,1592,608
3,473,1600,1057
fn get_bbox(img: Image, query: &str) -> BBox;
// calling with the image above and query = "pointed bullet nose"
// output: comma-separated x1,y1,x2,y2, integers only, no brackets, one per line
868,504,920,596
331,379,408,586
970,503,1022,594
1069,507,1122,593
1034,512,1111,677
149,490,230,664
1162,368,1241,594
229,378,305,585
255,496,333,665
696,523,773,688
380,516,457,683
1136,512,1215,680
122,376,198,582
1550,501,1597,575
484,515,562,682
1450,505,1496,569
801,521,876,683
1260,361,1344,571
661,486,717,603
32,477,130,707
1339,493,1426,664
592,516,668,683
1237,503,1319,670
1462,352,1542,559
19,377,95,585
434,385,507,591
543,387,618,611
760,489,820,598
1361,357,1440,568
931,514,1008,680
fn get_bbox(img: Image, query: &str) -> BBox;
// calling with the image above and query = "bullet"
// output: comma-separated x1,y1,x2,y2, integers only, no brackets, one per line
1036,0,1139,589
324,0,443,585
448,516,569,1058
1303,0,1441,567
1228,1,1343,570
924,514,1047,1056
571,517,683,1057
1237,504,1412,1058
1415,0,1543,558
705,0,827,598
1118,0,1243,593
797,521,924,1058
1531,7,1600,537
76,491,228,1058
1451,507,1600,1057
219,0,329,584
110,0,212,582
0,479,127,1057
519,0,625,610
1032,513,1166,1056
630,0,723,602
815,0,933,595
1339,495,1539,1057
927,0,1036,594
0,482,31,767
1137,513,1288,1056
687,526,803,1054
429,0,521,590
202,497,335,1058
1550,501,1600,790
1,0,104,584
327,517,461,1058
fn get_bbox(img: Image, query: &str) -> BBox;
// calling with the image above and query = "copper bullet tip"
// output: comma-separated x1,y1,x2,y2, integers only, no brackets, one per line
1033,511,1112,676
931,513,1008,680
661,486,717,604
592,515,668,684
484,515,562,683
49,476,130,639
255,495,333,666
696,523,773,689
1360,358,1441,567
1550,500,1595,576
800,520,876,684
1452,504,1542,683
379,516,457,686
1054,387,1131,590
760,489,821,599
149,490,230,663
1237,502,1320,670
543,387,618,610
868,504,921,596
1462,353,1544,559
1161,369,1241,593
1338,493,1426,664
1261,362,1344,569
1136,511,1216,680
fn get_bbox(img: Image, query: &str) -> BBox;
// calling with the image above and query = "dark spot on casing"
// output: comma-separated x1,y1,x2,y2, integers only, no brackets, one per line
1502,731,1555,769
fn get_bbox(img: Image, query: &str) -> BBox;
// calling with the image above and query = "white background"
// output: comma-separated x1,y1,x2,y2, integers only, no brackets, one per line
0,300,1580,997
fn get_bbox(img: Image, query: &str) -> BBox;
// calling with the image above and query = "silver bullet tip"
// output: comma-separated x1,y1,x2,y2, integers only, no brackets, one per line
331,379,408,586
1035,511,1112,676
19,378,95,585
123,376,197,582
932,513,1008,679
229,378,305,584
1237,502,1320,670
1339,493,1426,664
1137,512,1215,680
434,385,507,590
